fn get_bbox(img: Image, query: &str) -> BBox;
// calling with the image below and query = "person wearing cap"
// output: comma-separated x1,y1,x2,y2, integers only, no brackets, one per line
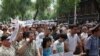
0,35,16,56
85,24,100,56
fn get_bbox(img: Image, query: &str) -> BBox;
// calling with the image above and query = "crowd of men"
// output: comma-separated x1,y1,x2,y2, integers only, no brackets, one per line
0,23,100,56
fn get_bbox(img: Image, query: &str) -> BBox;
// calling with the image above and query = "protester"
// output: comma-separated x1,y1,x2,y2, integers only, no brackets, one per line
53,34,68,56
42,37,52,56
80,26,88,51
17,31,36,56
0,20,99,56
66,25,83,56
85,24,100,56
0,35,16,56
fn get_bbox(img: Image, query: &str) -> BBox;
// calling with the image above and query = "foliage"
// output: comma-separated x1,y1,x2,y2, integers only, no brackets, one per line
34,0,52,20
0,0,82,22
0,0,32,22
56,0,80,17
17,0,32,20
0,0,18,21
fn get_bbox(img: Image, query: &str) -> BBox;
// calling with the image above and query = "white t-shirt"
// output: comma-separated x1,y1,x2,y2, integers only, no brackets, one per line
81,32,88,44
67,33,80,53
81,32,88,40
53,40,64,55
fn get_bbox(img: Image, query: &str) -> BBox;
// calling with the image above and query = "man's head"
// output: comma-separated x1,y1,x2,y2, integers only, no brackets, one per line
1,35,11,47
91,24,100,37
23,31,35,40
58,34,67,42
44,29,51,37
69,25,78,35
2,28,8,32
36,27,43,33
23,32,30,39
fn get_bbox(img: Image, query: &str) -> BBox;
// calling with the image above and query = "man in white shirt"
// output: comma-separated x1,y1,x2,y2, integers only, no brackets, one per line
67,25,83,56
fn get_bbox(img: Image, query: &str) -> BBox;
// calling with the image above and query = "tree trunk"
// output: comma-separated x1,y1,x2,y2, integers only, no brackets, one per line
33,7,39,20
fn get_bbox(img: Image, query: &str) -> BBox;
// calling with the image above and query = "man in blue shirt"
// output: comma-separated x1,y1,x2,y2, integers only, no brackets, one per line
86,24,100,56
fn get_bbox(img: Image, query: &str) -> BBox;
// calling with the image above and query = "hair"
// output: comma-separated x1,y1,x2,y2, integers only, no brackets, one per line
42,37,52,48
2,28,8,31
58,34,67,40
1,35,8,41
23,31,30,38
52,26,56,31
69,25,78,29
12,27,15,31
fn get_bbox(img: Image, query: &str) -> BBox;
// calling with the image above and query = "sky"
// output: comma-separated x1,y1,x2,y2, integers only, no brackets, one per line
0,0,1,5
31,0,36,3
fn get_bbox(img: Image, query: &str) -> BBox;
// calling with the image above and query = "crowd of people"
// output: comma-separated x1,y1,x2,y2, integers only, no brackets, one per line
0,23,100,56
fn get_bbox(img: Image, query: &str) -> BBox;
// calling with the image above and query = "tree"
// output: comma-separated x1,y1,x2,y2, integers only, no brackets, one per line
0,0,32,22
33,0,51,20
0,0,18,21
17,0,32,20
56,0,80,18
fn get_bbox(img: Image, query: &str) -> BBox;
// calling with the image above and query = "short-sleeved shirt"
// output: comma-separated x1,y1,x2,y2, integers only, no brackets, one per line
81,32,88,48
85,35,99,56
67,33,80,53
81,32,88,40
53,40,64,53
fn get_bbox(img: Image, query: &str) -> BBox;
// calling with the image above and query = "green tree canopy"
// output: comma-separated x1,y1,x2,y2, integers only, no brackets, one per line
56,0,80,17
34,0,52,20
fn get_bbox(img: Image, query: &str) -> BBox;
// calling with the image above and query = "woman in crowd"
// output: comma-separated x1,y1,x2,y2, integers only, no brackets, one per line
42,37,52,56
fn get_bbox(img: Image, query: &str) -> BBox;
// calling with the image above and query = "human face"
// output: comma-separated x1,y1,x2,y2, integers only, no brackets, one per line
71,27,78,34
2,39,11,47
59,37,64,42
44,30,50,36
47,41,52,47
29,32,36,40
83,28,88,33
31,28,36,32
